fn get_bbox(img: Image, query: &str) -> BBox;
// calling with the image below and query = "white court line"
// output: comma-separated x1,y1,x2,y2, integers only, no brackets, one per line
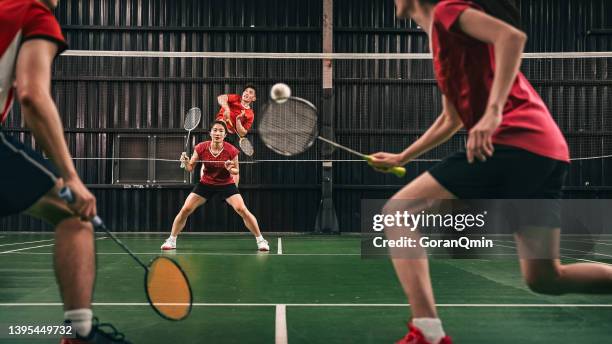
0,302,610,307
0,238,54,247
0,237,106,255
494,242,612,266
275,304,288,344
566,240,612,247
0,243,56,255
277,238,283,255
10,252,361,256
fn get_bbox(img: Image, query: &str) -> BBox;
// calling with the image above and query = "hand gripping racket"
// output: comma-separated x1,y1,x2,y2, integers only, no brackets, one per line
258,97,406,178
59,187,193,321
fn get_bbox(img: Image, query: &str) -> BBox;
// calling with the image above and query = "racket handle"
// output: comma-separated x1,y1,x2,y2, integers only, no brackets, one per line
180,152,186,168
58,187,104,227
364,157,406,178
389,166,406,178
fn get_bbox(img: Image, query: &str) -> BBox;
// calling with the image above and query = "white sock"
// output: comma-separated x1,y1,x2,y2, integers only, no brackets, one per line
255,235,264,242
64,308,93,337
169,235,177,241
413,318,445,344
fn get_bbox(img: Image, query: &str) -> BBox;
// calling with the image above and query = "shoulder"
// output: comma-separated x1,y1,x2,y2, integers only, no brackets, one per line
225,143,239,156
195,141,210,151
434,0,482,31
228,94,241,102
21,0,67,53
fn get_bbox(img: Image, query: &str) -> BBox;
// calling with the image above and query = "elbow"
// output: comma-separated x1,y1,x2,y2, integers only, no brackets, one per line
505,29,527,49
17,86,49,112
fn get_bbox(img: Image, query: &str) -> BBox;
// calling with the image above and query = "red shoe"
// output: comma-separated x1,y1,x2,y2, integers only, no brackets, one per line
396,323,452,344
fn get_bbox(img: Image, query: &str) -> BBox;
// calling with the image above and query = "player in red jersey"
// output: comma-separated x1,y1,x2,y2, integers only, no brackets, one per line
160,121,269,251
0,0,130,343
216,85,257,139
215,85,257,184
370,1,612,343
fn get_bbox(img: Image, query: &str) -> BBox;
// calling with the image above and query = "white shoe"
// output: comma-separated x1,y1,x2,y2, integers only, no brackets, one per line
161,238,176,250
257,239,270,252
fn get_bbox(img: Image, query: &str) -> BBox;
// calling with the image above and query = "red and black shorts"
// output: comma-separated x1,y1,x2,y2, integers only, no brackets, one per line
0,131,59,216
191,182,239,201
428,145,569,229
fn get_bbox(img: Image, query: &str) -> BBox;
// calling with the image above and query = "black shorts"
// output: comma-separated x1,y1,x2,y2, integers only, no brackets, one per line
429,145,569,228
192,183,239,201
0,132,59,217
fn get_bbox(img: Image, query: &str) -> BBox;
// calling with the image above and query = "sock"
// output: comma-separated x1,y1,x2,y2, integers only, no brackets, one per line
255,235,264,242
64,308,93,338
169,235,177,241
413,318,445,344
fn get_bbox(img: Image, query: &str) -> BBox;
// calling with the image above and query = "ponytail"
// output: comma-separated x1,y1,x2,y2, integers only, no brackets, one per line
471,0,521,29
418,0,521,29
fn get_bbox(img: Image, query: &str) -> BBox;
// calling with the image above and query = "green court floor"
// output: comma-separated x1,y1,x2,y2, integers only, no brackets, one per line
0,233,611,343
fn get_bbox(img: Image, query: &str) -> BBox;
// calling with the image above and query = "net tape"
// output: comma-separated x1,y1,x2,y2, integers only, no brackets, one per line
54,50,612,163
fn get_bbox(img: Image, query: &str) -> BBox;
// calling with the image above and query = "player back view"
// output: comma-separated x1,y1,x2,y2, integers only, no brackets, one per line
0,1,130,343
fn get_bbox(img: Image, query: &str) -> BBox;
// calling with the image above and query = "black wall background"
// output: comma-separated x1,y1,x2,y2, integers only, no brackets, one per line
2,0,611,232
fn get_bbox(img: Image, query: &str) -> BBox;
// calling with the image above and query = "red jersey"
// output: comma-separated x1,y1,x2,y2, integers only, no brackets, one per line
432,0,569,162
195,141,239,185
0,0,67,124
215,94,255,134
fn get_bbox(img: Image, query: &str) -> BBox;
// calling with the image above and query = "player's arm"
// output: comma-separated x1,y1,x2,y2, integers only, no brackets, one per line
370,96,463,166
457,8,527,162
181,150,199,172
234,110,248,137
15,39,96,219
225,156,239,175
217,94,231,121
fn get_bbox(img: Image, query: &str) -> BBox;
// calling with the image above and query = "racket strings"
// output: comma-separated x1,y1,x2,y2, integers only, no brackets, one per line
260,99,318,156
239,138,255,156
147,257,192,320
184,108,202,131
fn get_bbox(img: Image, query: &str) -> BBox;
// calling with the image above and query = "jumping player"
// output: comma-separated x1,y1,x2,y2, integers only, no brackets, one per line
370,1,612,343
215,85,257,184
216,85,257,141
160,121,269,252
0,0,130,343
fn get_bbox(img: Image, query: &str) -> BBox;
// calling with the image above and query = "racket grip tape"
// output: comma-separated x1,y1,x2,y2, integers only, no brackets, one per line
58,187,104,227
365,156,406,178
180,152,187,168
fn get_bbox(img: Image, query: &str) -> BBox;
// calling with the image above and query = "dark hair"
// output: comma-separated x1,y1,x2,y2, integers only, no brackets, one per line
421,0,521,29
243,84,257,94
210,120,228,132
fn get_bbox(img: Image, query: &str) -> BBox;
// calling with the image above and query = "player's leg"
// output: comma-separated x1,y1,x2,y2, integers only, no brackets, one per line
225,191,269,251
385,172,455,344
1,133,129,342
515,228,612,294
162,192,206,250
24,179,97,337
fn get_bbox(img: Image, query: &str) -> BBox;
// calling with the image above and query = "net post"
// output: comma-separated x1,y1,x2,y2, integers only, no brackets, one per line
315,1,339,234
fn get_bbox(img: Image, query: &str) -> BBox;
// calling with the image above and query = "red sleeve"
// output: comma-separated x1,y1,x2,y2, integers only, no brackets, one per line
434,1,476,32
194,142,206,157
242,111,254,131
22,1,67,54
229,144,239,159
227,94,241,104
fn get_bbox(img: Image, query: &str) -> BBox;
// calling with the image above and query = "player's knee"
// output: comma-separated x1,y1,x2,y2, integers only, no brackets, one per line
524,270,564,295
179,207,195,218
234,206,248,216
56,217,93,234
